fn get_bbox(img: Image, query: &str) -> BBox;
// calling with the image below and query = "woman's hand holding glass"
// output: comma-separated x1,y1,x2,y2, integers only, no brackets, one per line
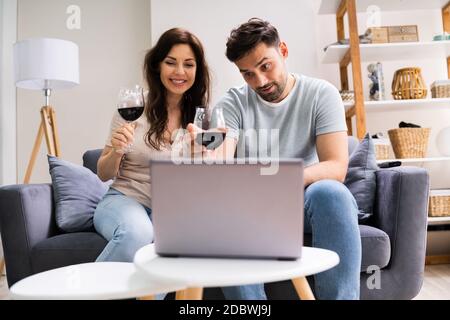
111,123,136,155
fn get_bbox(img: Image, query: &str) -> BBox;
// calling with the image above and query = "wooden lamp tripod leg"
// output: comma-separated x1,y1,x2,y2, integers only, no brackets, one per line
48,107,61,157
23,122,45,184
41,107,56,156
23,106,60,184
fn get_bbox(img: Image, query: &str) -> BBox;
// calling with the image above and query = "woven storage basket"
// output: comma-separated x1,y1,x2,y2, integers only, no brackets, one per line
388,128,430,158
392,67,427,100
375,144,390,160
340,90,355,102
429,191,450,217
373,138,391,160
431,80,450,98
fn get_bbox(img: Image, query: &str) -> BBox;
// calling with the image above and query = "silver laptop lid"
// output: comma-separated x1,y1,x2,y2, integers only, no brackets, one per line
150,159,304,260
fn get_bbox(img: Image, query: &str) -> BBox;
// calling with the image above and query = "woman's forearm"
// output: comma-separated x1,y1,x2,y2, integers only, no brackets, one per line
97,148,123,181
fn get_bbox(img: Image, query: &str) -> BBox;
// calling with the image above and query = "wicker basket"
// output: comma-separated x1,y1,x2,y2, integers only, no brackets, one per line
373,139,391,160
340,90,355,102
392,67,427,100
429,190,450,217
374,144,390,160
388,128,431,158
431,80,450,98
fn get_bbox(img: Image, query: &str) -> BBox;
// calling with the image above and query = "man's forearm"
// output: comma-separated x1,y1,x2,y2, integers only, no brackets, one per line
304,161,348,187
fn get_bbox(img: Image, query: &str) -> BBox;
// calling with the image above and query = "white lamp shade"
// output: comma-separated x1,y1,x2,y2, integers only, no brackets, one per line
14,38,79,90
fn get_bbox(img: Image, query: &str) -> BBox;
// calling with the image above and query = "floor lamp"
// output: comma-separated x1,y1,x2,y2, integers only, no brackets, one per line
14,38,79,184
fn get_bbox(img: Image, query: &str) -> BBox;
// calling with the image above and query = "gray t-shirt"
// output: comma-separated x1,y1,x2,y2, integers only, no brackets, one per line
212,74,347,166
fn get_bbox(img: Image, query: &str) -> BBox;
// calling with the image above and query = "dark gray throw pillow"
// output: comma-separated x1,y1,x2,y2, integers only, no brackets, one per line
344,133,379,223
48,155,109,233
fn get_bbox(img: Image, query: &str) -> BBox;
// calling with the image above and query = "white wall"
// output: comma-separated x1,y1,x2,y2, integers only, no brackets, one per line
16,0,151,183
0,0,17,186
151,0,321,105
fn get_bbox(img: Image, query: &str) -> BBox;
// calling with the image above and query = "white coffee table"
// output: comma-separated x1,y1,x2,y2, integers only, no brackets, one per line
10,262,186,300
134,245,339,300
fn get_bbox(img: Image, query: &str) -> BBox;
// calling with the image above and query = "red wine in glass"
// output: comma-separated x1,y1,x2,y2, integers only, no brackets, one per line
117,86,145,153
198,130,227,150
194,106,227,150
118,106,144,122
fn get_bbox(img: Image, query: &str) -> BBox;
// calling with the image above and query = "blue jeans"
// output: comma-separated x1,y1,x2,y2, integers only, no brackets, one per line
229,180,361,300
303,180,361,300
93,188,266,300
94,188,154,262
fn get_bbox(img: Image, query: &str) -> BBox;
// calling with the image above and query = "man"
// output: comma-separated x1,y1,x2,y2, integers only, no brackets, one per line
189,18,361,300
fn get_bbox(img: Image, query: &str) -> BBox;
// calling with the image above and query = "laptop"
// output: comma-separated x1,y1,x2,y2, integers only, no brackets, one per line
150,159,304,260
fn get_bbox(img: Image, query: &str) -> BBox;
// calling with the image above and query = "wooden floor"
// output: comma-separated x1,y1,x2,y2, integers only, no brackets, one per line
414,264,450,300
1,265,450,300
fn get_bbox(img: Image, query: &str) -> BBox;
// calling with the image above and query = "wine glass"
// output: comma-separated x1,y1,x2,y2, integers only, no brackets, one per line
194,106,207,129
195,107,226,150
117,85,145,153
212,107,226,132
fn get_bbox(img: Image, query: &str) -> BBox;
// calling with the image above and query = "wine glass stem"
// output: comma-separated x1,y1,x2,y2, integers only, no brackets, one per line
125,121,135,153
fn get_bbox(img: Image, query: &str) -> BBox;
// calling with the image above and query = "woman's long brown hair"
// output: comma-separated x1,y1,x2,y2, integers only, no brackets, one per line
143,28,210,150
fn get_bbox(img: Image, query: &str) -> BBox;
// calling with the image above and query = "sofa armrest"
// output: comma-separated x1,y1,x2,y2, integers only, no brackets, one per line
0,184,57,286
371,166,429,297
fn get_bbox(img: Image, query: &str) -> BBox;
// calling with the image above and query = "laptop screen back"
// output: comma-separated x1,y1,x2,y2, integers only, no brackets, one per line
150,160,304,260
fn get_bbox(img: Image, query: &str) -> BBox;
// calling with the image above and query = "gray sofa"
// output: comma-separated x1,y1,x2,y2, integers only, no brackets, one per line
0,138,429,299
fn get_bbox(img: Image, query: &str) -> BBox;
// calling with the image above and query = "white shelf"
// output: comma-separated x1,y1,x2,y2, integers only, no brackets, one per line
428,191,450,225
428,216,450,226
344,98,450,112
318,0,449,15
322,41,450,64
376,157,450,164
430,189,450,196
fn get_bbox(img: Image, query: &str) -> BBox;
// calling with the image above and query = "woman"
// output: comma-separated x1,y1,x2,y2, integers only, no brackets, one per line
94,28,266,300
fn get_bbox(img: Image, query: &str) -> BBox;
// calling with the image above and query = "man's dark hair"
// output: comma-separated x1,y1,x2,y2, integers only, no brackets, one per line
226,18,281,62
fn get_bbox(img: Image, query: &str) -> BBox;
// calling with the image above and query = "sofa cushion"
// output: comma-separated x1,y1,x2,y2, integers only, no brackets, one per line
30,233,107,274
48,155,109,233
359,225,391,271
344,133,379,223
304,225,390,272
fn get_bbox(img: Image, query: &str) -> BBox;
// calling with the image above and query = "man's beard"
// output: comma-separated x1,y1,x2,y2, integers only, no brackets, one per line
256,77,288,102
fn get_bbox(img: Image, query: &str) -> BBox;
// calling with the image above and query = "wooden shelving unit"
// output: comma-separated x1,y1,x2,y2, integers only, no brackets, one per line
319,0,450,264
426,184,450,264
319,0,450,139
334,0,366,139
